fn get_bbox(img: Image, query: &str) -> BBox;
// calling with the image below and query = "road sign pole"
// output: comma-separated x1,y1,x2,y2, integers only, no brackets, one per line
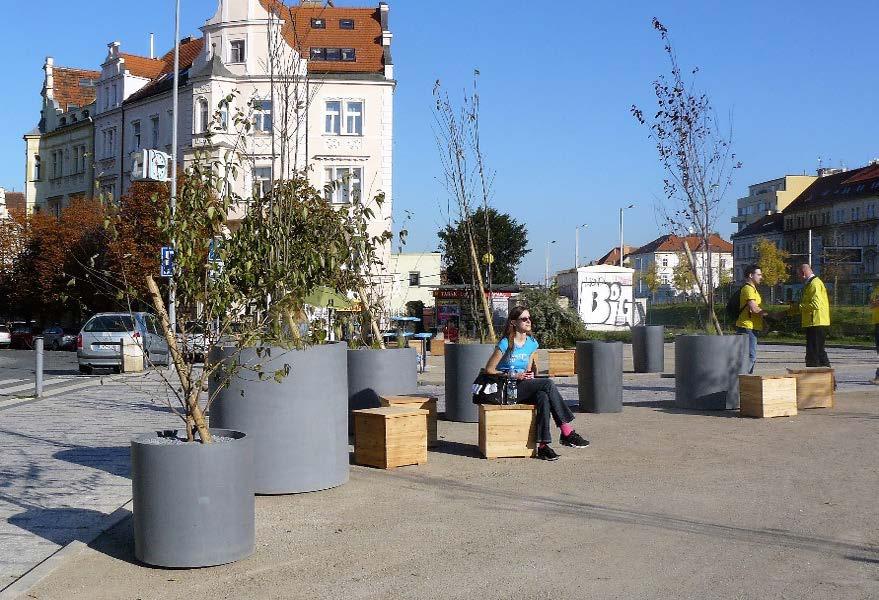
34,337,43,398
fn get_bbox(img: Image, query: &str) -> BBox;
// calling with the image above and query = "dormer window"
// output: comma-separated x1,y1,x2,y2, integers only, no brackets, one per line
339,19,354,29
311,18,326,28
230,39,246,64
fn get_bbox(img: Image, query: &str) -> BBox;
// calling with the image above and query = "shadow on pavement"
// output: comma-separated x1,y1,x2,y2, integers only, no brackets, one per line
7,507,116,547
53,446,131,479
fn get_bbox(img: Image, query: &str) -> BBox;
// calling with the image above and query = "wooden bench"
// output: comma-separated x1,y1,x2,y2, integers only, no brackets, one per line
478,404,537,459
739,375,798,418
380,394,438,448
353,407,428,469
786,368,834,409
430,338,446,356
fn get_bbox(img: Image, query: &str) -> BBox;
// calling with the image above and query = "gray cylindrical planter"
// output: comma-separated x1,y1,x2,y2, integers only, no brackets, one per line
576,341,623,413
632,325,665,373
445,343,495,422
347,348,418,428
675,334,748,410
210,342,349,495
132,428,254,568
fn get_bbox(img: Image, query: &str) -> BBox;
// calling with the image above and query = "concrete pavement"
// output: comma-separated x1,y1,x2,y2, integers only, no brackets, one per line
1,344,877,599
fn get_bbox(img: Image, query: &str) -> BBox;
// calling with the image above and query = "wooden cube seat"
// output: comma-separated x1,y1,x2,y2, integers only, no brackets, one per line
786,368,834,409
478,404,537,459
739,375,798,418
380,394,438,448
354,407,428,469
547,349,576,377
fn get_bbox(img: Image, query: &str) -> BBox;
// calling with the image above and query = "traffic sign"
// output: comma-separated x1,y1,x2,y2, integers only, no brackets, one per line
160,247,174,277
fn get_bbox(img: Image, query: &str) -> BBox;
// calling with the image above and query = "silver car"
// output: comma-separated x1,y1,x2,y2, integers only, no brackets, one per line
77,312,170,374
0,325,10,348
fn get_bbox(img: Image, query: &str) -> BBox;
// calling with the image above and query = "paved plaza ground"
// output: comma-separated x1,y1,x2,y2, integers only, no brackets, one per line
0,344,877,599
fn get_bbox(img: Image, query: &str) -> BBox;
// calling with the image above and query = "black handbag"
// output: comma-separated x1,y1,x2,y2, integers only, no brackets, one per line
471,369,508,405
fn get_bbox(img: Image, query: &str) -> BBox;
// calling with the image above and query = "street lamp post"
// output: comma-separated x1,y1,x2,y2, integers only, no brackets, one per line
619,204,634,267
575,223,588,269
545,240,557,287
168,0,181,334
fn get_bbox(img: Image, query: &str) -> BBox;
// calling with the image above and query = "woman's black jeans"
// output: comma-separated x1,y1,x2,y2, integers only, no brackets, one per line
516,377,574,444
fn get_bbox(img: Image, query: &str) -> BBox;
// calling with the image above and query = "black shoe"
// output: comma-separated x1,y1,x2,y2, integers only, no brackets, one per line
536,445,560,461
560,431,590,448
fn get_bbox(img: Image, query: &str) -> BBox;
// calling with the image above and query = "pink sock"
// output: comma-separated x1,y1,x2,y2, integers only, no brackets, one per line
538,442,547,448
560,423,574,437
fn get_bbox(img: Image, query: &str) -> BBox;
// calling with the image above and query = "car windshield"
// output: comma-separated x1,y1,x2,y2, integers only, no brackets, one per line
84,315,135,333
13,326,32,334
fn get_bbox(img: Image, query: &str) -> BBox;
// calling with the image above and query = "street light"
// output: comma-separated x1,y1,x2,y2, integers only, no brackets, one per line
575,223,588,269
619,204,634,267
167,0,181,333
545,240,557,287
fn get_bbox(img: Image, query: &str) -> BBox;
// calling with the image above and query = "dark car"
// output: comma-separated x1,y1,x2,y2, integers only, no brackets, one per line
43,325,79,351
10,323,41,349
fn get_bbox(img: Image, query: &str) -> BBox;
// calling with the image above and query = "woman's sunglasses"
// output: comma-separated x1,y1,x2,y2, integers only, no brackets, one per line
518,316,531,322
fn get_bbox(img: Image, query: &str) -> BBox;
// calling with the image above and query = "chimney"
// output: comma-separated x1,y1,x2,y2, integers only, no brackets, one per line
150,33,155,59
108,41,121,60
44,57,55,100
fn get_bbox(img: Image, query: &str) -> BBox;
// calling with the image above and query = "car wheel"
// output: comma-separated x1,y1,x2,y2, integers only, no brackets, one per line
51,341,60,351
112,366,122,375
79,365,92,375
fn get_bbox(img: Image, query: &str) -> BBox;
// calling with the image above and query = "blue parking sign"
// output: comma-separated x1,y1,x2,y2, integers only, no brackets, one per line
160,247,175,277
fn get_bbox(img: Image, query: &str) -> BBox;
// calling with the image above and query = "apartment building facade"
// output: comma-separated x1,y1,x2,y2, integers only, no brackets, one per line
731,175,816,232
629,234,733,302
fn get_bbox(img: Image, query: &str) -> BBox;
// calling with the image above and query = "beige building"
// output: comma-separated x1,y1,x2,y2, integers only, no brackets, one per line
23,59,100,214
732,175,816,231
388,252,441,313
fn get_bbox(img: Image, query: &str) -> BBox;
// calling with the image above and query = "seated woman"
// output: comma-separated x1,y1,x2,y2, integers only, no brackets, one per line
484,306,589,461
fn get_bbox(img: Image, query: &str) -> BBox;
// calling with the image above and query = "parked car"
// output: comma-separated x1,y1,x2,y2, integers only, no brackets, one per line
0,325,10,348
10,322,41,349
43,325,79,351
77,312,170,374
178,321,207,363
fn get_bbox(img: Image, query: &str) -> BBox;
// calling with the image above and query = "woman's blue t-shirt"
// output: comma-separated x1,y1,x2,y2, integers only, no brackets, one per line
496,336,539,373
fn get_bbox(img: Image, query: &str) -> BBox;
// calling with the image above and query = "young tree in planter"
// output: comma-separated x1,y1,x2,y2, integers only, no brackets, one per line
756,237,789,303
433,72,497,342
632,18,742,334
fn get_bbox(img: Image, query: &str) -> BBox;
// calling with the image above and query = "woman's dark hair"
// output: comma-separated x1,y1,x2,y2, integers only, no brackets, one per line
503,305,529,349
744,264,760,279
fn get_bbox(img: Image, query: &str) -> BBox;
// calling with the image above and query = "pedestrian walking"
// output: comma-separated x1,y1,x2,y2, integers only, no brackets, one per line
735,264,769,374
869,284,879,383
798,264,831,368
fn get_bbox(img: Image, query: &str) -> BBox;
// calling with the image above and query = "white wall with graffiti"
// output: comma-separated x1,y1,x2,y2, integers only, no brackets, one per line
557,266,646,331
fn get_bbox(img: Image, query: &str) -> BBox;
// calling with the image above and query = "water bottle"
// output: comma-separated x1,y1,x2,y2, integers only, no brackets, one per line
507,369,519,403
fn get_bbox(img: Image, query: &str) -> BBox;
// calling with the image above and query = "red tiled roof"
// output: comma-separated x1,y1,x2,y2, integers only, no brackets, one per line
52,66,100,110
157,37,206,76
259,1,385,74
4,192,25,212
631,234,733,256
119,53,165,79
594,246,636,266
784,165,879,214
841,164,879,185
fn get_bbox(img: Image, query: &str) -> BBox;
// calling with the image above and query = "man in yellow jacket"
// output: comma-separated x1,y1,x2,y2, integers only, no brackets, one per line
869,285,879,382
798,263,831,367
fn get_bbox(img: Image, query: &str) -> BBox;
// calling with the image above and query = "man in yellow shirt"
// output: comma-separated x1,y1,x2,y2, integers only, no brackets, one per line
870,285,879,382
735,264,769,374
798,263,831,368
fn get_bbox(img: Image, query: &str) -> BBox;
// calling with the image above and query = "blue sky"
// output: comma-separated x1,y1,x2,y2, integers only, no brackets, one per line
2,1,877,282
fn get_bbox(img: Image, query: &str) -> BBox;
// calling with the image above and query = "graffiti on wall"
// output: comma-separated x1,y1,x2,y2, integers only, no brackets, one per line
579,274,634,328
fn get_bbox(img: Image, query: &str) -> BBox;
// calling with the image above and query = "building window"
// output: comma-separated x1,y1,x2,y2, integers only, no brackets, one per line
311,18,326,28
326,48,342,61
325,100,363,135
854,206,861,221
100,182,116,203
79,145,87,172
339,18,355,29
72,146,79,173
310,48,326,61
230,40,246,64
195,98,209,134
132,120,141,150
252,166,272,199
324,166,362,204
661,258,668,267
409,272,421,287
103,128,116,158
253,100,272,133
33,156,41,180
150,116,160,148
111,83,118,107
218,105,228,131
103,86,110,110
341,48,356,61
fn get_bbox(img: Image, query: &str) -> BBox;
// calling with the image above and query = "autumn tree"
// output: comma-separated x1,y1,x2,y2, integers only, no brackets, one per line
756,238,789,302
672,253,696,298
632,18,741,333
641,260,661,301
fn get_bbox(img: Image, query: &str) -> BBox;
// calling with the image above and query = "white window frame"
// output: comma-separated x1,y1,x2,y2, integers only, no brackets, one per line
409,271,421,287
229,39,246,64
253,100,272,133
33,155,41,181
151,115,160,148
195,97,209,134
252,166,272,199
324,99,364,136
132,120,141,150
324,166,363,205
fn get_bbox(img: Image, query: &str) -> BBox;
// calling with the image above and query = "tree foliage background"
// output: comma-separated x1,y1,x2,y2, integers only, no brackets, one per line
513,287,587,348
438,207,529,285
